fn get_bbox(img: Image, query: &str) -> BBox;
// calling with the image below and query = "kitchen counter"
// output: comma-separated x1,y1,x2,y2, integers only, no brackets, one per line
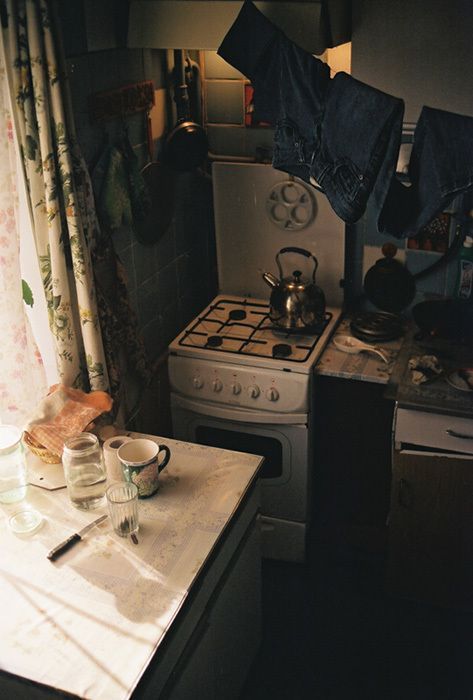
0,435,263,700
316,314,404,384
385,328,473,418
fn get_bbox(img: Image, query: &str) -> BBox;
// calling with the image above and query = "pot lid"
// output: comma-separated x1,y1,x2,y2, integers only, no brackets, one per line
350,311,406,342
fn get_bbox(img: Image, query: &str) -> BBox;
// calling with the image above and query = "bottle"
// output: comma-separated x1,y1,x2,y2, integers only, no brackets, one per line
455,235,473,300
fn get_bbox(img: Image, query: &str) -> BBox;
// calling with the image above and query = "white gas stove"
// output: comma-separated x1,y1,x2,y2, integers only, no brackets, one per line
168,163,345,562
169,294,341,413
169,294,341,562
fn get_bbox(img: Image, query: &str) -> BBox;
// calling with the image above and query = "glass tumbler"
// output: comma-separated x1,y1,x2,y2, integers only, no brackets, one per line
62,433,107,510
0,425,27,504
106,482,139,537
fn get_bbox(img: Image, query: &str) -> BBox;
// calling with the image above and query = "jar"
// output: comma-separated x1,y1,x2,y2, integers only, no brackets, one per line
62,433,107,510
0,425,28,504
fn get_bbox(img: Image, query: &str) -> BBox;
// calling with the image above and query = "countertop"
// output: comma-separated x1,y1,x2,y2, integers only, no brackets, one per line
0,435,262,700
385,329,473,418
317,312,473,418
316,314,403,385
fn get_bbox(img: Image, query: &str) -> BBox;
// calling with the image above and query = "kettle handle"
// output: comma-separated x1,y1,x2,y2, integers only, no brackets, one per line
276,247,318,282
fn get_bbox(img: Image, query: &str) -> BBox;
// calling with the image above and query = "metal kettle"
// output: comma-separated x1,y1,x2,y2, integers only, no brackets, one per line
262,247,326,330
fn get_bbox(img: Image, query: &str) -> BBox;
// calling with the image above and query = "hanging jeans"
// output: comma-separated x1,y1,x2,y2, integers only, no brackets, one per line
218,0,473,238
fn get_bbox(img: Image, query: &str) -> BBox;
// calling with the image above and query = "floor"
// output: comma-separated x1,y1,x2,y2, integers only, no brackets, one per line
239,528,473,700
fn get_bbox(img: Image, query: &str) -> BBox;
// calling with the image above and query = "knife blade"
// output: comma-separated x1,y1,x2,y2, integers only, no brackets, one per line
47,514,108,562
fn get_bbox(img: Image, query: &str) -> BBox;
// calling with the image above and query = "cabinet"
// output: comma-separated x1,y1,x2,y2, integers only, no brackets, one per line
312,375,394,550
386,407,473,610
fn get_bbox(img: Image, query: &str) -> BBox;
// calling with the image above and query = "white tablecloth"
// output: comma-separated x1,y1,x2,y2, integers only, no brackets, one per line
0,436,261,700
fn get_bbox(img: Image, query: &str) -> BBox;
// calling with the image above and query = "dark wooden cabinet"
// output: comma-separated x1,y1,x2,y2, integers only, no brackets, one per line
312,375,394,551
386,409,473,610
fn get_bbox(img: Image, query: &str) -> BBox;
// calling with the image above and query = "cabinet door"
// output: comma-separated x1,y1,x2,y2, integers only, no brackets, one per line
386,451,473,610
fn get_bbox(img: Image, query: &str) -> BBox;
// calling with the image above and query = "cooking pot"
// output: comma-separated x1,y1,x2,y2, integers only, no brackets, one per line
363,242,416,312
164,50,208,172
262,247,326,330
363,227,466,314
412,298,473,341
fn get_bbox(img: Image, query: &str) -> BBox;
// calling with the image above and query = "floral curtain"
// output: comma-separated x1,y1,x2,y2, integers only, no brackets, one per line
1,0,110,395
0,43,47,426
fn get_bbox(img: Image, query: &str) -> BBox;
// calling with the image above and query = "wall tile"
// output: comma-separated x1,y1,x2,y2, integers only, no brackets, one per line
205,81,244,125
66,55,91,118
88,49,121,93
154,223,177,272
202,51,244,80
206,124,274,158
137,272,160,328
132,239,159,285
406,250,449,297
156,260,179,313
116,48,145,84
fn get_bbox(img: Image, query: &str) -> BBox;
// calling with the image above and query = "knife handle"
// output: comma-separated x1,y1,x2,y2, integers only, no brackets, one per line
47,533,81,562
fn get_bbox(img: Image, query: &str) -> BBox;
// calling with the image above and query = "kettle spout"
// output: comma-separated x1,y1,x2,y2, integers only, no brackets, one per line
262,271,279,289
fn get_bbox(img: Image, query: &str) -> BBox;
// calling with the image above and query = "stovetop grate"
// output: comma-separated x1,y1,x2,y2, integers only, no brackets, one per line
178,298,332,363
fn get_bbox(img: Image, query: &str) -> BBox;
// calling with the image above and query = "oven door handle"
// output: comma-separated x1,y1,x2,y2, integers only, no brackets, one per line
170,393,308,425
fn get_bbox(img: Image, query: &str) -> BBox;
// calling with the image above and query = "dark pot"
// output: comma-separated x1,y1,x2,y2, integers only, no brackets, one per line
363,242,416,312
412,299,473,340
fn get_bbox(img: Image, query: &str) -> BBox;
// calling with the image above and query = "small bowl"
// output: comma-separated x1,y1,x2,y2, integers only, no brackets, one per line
9,509,44,535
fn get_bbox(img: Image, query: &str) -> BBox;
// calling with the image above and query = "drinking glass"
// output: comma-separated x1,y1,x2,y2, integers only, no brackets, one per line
106,482,139,537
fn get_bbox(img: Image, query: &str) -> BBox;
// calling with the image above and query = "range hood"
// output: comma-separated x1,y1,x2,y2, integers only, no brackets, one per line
127,1,351,54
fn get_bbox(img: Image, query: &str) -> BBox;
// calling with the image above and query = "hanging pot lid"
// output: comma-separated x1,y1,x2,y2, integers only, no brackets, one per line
350,310,406,342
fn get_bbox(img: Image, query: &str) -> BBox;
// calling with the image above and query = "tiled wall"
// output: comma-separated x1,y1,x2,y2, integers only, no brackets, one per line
59,8,217,434
66,46,217,357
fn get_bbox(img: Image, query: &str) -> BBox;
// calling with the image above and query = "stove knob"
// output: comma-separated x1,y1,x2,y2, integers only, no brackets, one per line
192,376,204,389
212,379,223,393
230,382,242,395
247,385,260,399
266,387,280,402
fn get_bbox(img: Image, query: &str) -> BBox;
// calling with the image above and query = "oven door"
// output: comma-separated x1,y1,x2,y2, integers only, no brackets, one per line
170,393,311,524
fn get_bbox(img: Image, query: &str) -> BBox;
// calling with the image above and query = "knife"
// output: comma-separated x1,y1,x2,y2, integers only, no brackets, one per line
47,514,108,562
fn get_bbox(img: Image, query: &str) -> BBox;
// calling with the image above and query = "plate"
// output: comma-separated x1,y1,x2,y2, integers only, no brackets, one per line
446,368,473,393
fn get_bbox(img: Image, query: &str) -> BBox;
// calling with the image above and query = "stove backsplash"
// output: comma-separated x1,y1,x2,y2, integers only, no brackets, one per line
212,162,346,308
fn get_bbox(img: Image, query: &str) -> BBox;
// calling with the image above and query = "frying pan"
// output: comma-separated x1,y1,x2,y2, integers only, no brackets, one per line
164,50,208,172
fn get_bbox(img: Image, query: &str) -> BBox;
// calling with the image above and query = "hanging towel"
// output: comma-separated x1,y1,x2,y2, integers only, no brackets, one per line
91,143,133,230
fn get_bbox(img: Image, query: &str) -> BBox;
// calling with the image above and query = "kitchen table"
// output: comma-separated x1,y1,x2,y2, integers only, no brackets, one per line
0,434,263,700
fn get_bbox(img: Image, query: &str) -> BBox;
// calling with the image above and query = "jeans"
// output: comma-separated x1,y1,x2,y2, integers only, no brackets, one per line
218,1,473,238
379,106,473,236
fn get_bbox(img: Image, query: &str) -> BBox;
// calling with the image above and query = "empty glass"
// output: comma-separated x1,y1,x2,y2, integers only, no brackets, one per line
106,482,139,537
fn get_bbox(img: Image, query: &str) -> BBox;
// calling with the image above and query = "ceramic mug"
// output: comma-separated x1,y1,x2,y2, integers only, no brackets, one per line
117,438,171,498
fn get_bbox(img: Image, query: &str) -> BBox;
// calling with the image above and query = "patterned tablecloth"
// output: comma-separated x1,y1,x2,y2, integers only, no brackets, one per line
0,435,262,700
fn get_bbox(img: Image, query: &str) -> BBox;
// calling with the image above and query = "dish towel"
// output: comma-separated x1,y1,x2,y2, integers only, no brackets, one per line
24,385,113,457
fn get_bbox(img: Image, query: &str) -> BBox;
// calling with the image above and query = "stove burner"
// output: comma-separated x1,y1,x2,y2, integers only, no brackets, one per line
207,335,223,348
229,309,247,321
272,343,292,358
